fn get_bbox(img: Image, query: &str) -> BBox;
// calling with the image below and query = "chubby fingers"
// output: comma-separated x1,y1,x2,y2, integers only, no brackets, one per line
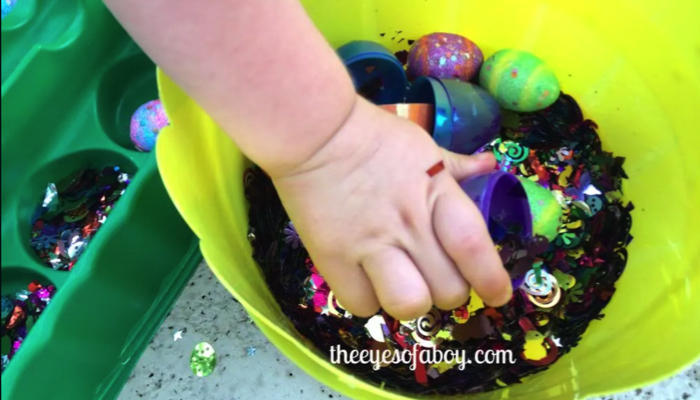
407,221,471,311
361,247,432,320
432,183,512,307
443,151,497,181
311,254,381,318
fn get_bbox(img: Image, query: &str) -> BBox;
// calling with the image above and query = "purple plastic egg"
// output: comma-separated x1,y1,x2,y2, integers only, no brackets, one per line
129,99,169,152
459,171,532,240
407,33,484,82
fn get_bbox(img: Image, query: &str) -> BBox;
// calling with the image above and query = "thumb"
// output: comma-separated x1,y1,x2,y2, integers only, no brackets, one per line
442,150,497,181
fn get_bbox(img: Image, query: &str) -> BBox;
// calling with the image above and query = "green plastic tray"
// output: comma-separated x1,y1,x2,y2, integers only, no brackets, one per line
1,1,202,399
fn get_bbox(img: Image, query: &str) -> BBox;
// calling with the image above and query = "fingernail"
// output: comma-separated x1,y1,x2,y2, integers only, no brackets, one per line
489,284,513,307
475,152,497,167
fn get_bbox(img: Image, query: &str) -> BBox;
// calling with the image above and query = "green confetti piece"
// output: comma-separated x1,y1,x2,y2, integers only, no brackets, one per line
190,342,216,377
533,261,543,285
567,283,585,303
504,141,529,163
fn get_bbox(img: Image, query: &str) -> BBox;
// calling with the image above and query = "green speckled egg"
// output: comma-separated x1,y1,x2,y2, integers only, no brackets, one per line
479,49,560,112
518,176,563,241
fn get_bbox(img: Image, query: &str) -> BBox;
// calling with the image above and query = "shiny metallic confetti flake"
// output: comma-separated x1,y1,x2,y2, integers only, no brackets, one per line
173,330,184,341
190,342,216,377
42,183,58,209
29,166,131,271
246,346,256,357
13,290,31,302
1,282,56,373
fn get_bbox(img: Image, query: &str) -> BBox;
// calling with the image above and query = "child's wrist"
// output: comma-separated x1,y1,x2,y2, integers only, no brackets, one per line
257,94,368,179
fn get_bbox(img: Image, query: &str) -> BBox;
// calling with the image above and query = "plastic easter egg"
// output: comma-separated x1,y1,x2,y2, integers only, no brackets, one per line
407,77,501,155
337,41,408,104
459,171,533,240
407,33,483,82
129,99,169,152
517,176,564,241
479,49,560,112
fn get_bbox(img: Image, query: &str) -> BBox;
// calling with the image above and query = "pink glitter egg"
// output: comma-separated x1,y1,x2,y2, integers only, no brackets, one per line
129,99,169,152
406,32,484,82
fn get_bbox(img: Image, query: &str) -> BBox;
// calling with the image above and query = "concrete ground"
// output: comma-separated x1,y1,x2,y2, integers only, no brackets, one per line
118,262,699,400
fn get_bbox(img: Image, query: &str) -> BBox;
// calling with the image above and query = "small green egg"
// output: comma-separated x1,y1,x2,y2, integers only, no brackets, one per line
517,176,563,241
190,342,217,377
479,49,560,112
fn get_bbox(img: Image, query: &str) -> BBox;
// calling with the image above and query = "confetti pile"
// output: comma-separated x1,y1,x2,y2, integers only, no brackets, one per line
1,281,56,374
30,166,132,271
244,93,632,394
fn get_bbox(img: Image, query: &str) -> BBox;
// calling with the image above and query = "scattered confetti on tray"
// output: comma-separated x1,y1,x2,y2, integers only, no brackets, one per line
1,281,56,374
30,166,132,271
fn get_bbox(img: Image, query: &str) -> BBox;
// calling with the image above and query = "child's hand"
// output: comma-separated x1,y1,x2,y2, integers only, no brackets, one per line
271,97,512,320
104,0,510,321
